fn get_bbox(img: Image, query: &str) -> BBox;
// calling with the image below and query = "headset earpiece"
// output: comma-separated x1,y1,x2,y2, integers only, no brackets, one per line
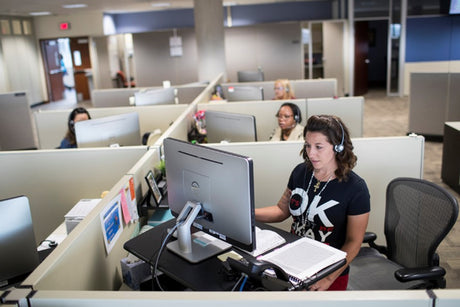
334,119,345,153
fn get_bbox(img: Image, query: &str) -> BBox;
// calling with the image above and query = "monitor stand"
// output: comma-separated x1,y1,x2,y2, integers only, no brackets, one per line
167,201,231,263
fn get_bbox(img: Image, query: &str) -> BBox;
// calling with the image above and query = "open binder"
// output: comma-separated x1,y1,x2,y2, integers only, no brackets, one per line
259,237,347,284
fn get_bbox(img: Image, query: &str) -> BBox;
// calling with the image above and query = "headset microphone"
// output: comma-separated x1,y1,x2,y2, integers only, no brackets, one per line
334,119,345,153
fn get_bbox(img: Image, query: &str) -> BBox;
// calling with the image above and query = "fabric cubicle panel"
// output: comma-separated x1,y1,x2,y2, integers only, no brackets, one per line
208,135,424,245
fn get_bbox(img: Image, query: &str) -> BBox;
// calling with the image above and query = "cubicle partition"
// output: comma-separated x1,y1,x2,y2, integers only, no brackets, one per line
22,147,161,291
208,135,424,244
152,74,224,146
222,78,337,101
24,174,142,291
197,99,306,142
91,85,207,108
27,289,435,307
306,96,364,138
197,96,363,142
34,104,188,149
0,147,148,243
0,91,37,150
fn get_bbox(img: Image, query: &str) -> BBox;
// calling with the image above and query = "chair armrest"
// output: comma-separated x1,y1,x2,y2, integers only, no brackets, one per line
363,232,387,255
395,266,446,283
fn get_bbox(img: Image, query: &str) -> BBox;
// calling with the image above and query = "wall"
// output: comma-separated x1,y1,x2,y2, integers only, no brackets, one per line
132,28,199,86
404,15,460,95
33,12,105,39
225,22,303,82
0,18,44,105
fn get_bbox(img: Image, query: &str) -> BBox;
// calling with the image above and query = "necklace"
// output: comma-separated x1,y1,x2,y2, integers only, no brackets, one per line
313,172,334,193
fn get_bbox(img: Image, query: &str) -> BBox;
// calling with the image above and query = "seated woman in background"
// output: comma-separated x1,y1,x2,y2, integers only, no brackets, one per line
270,102,304,141
273,79,296,100
58,107,91,148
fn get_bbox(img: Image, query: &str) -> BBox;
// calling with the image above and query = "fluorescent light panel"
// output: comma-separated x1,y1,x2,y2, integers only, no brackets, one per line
62,4,88,9
29,11,52,16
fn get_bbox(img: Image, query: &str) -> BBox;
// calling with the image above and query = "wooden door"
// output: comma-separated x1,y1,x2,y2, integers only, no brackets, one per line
40,39,65,102
354,21,369,96
70,37,92,101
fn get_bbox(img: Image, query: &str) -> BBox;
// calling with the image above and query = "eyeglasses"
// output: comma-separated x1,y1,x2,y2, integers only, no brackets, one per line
274,87,285,91
276,114,293,120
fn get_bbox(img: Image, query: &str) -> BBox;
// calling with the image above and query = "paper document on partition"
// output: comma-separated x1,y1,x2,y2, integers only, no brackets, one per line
259,237,346,281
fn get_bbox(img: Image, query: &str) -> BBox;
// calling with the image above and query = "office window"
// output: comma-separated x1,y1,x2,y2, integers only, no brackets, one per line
1,20,11,35
11,19,22,35
22,20,32,35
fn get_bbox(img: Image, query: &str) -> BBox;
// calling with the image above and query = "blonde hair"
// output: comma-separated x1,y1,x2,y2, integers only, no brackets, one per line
274,79,295,99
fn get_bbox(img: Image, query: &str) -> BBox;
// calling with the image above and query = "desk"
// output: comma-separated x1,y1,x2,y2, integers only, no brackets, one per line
124,219,346,291
441,122,460,194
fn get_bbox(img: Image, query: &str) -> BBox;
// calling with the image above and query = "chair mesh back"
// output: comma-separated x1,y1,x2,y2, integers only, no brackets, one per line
385,178,458,268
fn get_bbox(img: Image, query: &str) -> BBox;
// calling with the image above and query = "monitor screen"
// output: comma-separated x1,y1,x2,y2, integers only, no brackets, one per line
0,196,39,287
237,70,264,82
450,0,460,13
163,137,256,263
75,112,141,148
224,86,264,102
134,87,176,106
205,110,257,143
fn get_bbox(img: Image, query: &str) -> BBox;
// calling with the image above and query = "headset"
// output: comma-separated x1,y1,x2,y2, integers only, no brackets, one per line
334,118,345,153
277,102,301,124
68,107,91,133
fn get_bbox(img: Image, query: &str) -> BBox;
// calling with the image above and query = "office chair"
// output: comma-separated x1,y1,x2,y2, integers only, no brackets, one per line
115,71,135,88
348,177,458,290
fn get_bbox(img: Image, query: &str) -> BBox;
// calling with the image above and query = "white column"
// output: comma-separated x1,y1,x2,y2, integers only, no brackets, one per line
193,0,227,82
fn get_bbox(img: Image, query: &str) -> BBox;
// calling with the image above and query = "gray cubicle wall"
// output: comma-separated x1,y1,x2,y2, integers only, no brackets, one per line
152,74,224,146
198,96,363,142
222,79,337,101
23,148,161,291
0,91,37,150
197,99,306,142
91,85,207,108
0,147,147,243
34,104,188,149
409,73,460,136
306,96,364,138
28,290,436,307
208,135,424,245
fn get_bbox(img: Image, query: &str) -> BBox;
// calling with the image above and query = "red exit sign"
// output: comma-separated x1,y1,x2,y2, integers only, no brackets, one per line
59,22,71,30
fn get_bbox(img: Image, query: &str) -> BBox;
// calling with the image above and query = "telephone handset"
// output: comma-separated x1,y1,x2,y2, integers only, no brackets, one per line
226,256,290,282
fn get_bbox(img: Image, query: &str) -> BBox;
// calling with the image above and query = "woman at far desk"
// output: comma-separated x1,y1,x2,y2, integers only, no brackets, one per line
58,107,91,148
270,102,304,141
257,115,370,291
273,79,295,100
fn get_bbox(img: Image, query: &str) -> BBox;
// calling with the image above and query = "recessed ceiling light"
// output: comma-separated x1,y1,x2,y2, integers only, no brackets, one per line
62,4,88,9
29,11,52,16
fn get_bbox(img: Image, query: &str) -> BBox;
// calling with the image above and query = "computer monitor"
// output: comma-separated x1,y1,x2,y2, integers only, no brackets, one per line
134,87,176,106
237,70,264,82
224,86,264,101
75,112,141,148
163,137,256,263
205,110,257,143
0,196,40,288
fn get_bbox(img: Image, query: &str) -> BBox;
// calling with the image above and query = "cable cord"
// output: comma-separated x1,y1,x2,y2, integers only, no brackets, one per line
151,222,183,291
231,273,247,292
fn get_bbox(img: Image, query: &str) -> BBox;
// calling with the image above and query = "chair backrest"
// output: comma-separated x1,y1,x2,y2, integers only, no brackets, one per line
385,177,459,268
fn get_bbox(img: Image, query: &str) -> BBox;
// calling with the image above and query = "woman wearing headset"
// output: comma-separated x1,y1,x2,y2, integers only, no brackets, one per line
257,115,370,291
273,79,295,100
270,102,304,141
58,107,91,148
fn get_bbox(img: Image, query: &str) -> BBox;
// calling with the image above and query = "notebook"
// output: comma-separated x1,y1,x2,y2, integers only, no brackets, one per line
259,237,346,284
